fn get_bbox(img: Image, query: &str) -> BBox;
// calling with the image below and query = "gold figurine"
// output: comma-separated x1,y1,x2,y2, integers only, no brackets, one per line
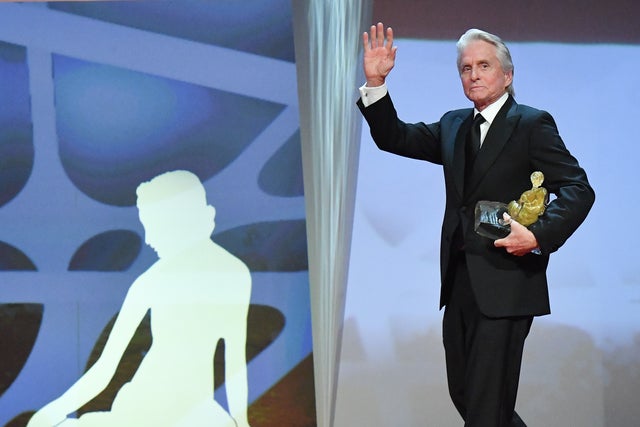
507,171,549,226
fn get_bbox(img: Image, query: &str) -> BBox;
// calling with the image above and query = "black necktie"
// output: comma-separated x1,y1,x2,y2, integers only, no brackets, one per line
465,113,485,188
466,113,485,161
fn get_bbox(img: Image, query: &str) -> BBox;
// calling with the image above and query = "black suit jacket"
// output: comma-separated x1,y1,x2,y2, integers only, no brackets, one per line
358,93,594,318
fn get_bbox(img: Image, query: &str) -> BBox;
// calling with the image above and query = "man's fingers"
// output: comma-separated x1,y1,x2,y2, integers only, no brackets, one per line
376,22,384,47
501,212,512,225
368,24,378,49
386,26,394,50
365,23,394,52
369,24,377,48
363,31,371,51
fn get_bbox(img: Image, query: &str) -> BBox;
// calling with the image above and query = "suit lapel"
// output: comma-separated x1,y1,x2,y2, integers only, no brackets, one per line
465,97,521,198
445,113,472,200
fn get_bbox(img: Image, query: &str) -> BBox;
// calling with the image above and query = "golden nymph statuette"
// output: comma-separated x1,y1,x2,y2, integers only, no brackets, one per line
474,171,549,240
507,171,549,226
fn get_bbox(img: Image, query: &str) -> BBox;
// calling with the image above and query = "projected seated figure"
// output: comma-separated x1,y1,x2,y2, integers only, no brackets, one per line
28,170,252,427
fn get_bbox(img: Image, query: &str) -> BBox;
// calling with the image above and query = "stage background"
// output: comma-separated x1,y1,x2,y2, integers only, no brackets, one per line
1,1,639,426
337,1,640,426
0,2,315,426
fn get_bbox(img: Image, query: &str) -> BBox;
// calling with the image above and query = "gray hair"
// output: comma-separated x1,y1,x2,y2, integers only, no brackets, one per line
456,29,515,97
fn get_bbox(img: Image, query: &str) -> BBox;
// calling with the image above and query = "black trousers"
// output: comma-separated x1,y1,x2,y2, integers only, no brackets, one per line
442,254,532,427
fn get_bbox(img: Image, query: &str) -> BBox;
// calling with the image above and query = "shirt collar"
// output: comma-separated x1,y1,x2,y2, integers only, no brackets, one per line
474,92,509,125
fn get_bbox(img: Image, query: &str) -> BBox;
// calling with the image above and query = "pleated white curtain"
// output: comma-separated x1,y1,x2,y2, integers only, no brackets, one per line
292,1,372,426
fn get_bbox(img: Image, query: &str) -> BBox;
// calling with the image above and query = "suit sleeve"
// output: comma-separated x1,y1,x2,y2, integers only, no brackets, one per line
357,93,443,164
526,111,595,254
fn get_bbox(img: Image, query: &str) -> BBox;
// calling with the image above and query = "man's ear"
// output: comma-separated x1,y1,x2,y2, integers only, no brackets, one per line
505,70,514,87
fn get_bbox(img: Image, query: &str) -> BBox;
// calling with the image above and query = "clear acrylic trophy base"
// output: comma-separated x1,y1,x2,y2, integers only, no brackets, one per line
474,200,511,239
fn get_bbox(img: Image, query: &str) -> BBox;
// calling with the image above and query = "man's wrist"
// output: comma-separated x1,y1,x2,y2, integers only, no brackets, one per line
359,82,388,107
366,78,385,88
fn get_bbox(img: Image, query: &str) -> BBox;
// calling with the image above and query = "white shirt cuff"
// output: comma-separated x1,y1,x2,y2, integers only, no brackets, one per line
359,82,388,108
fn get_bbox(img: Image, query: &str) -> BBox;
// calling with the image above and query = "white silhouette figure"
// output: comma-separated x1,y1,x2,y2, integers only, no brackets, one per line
28,170,252,427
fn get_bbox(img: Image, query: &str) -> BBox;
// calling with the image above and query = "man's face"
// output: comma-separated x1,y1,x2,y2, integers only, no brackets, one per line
459,40,513,111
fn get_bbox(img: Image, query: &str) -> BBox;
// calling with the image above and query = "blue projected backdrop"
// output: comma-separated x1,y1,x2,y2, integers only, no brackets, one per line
0,2,314,426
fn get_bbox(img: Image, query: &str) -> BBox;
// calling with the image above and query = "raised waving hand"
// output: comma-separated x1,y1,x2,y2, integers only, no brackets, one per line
362,22,397,87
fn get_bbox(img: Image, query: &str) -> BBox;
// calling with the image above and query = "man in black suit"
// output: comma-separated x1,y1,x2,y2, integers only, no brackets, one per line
357,23,594,426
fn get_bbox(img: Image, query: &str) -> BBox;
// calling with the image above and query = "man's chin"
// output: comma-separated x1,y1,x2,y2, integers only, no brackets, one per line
466,90,485,100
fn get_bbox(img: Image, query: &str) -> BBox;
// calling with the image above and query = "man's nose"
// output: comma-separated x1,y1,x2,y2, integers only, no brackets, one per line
470,67,479,80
